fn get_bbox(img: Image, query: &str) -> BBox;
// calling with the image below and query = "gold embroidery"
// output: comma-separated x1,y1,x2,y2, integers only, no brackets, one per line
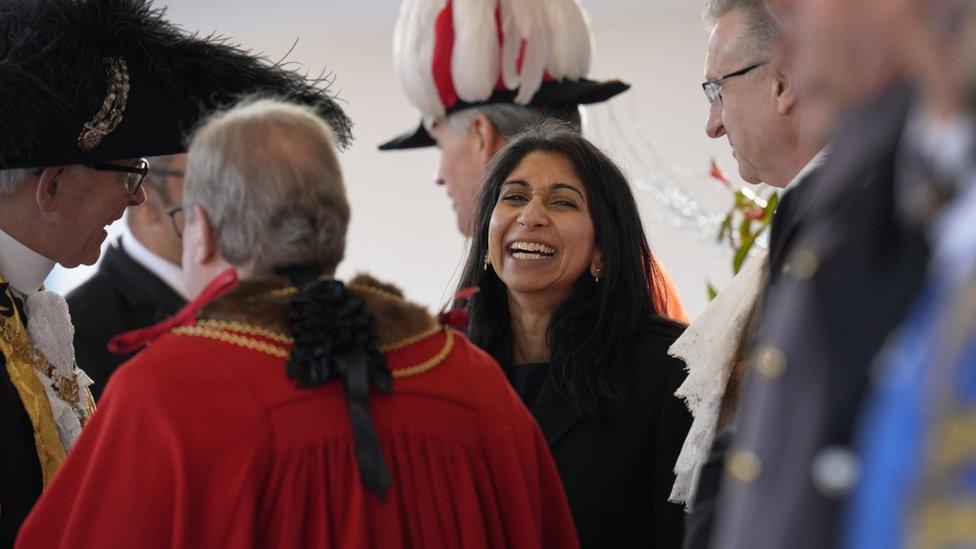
379,324,442,353
348,283,403,302
195,319,294,344
171,326,290,359
0,277,69,486
265,287,298,299
392,329,454,379
171,323,453,378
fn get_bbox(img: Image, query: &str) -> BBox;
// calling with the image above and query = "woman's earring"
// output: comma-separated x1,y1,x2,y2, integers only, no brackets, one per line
483,253,490,271
591,264,602,282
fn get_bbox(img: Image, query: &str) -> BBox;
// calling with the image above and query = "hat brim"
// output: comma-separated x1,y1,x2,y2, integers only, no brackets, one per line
378,122,436,151
378,77,630,151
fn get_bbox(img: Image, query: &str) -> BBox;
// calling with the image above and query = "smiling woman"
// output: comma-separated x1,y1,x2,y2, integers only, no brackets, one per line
454,122,693,548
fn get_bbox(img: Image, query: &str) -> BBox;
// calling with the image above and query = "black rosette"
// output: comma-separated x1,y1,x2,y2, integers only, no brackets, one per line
277,265,393,498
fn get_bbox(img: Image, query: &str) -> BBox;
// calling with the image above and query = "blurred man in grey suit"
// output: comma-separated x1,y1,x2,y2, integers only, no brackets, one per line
714,1,954,547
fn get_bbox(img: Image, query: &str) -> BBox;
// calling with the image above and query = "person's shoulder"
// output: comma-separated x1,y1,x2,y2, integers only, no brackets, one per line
633,313,687,355
107,332,241,402
65,268,118,311
396,329,514,397
626,313,688,386
104,332,275,428
393,330,529,413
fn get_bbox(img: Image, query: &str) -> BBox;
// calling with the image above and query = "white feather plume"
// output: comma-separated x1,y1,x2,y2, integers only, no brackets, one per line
543,0,591,79
512,0,550,104
498,0,522,90
393,0,596,119
451,0,500,102
393,0,449,124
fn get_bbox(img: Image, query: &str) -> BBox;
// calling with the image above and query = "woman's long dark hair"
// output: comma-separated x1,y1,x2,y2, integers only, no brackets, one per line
455,122,667,419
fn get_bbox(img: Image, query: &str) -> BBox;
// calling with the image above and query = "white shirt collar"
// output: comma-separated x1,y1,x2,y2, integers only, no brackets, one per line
0,229,56,296
784,147,830,192
120,225,191,300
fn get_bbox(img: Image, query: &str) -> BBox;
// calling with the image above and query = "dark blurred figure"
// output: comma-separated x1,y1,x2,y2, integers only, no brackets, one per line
714,0,939,547
845,2,976,547
68,154,188,400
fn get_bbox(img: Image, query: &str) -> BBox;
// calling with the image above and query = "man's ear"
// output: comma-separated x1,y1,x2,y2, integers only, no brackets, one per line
470,114,505,161
138,186,167,223
35,166,68,212
773,64,798,115
187,204,218,266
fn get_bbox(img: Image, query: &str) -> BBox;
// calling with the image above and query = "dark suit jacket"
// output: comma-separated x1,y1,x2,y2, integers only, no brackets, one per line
679,164,824,549
767,167,823,289
681,427,732,549
531,315,692,549
716,84,930,549
67,239,185,400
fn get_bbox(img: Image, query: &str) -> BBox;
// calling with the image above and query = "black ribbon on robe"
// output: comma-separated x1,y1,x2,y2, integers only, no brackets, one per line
277,266,393,498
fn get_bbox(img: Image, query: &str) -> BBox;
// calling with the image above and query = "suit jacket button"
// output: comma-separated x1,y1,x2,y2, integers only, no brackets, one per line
811,446,860,497
786,247,820,280
727,449,762,483
754,346,787,378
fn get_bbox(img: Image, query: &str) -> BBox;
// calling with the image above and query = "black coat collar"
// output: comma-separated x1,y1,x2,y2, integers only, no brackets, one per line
99,239,184,311
531,374,583,450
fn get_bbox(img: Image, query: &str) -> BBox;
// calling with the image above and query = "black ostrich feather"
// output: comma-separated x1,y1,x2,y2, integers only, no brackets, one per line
0,0,352,168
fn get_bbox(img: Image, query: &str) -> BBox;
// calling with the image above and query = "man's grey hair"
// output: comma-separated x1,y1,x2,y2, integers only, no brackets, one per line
447,103,582,140
184,97,349,276
0,168,32,197
704,0,779,59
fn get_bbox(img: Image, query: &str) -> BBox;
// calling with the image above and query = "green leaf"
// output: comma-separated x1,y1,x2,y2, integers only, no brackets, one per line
706,281,718,301
738,216,753,245
734,190,753,210
733,230,759,273
764,191,780,218
717,211,734,243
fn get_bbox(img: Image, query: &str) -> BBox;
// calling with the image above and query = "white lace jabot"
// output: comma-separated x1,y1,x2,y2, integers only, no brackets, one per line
667,251,767,509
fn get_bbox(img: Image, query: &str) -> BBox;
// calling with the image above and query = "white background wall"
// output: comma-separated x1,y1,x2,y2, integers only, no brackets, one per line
47,0,757,319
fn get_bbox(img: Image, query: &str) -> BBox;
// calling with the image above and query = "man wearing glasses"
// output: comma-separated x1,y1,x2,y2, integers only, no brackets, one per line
673,2,826,548
0,0,355,544
67,155,189,401
703,0,826,277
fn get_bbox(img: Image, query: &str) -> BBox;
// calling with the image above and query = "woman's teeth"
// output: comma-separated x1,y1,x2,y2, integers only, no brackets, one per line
509,241,555,259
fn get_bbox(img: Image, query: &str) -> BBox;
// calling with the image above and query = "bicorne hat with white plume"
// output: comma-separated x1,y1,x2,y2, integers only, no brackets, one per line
379,0,629,150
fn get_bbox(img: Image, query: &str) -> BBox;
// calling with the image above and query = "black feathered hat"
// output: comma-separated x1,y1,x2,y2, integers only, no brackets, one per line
378,0,629,151
0,0,352,169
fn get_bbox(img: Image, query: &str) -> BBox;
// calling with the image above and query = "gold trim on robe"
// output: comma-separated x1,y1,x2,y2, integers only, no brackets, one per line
0,274,67,486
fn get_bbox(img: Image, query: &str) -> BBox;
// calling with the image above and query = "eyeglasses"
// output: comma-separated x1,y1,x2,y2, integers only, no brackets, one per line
149,168,186,180
85,158,150,196
166,205,185,238
701,62,768,106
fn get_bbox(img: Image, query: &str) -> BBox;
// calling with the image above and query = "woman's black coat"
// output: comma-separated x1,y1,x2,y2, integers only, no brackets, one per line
528,315,692,548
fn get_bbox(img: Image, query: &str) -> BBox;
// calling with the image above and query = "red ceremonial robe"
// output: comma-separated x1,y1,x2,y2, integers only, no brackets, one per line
17,274,578,549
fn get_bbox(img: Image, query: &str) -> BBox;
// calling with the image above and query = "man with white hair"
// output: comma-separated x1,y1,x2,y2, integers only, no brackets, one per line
19,97,579,549
669,4,825,547
67,154,189,400
703,0,826,278
0,0,355,542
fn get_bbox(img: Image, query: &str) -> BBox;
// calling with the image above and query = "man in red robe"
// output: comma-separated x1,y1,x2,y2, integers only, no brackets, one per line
17,98,578,548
